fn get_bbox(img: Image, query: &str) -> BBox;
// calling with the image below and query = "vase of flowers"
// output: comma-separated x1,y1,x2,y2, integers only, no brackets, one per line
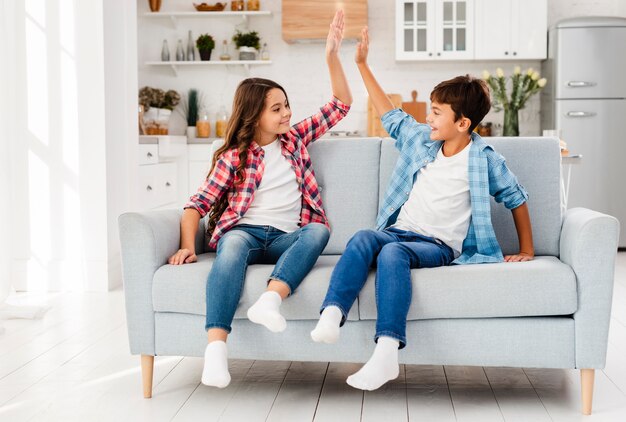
482,67,547,136
138,87,181,135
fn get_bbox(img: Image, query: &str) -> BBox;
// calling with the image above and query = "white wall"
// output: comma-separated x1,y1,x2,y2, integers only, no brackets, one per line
0,0,11,297
5,0,128,292
548,0,626,26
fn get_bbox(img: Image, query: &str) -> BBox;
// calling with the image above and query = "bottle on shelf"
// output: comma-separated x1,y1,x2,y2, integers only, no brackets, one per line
161,40,170,61
215,106,229,138
187,30,195,61
175,39,185,61
196,109,211,138
260,43,270,61
219,39,231,61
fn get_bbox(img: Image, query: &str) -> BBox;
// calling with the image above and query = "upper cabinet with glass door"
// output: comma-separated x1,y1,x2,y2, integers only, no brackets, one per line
396,0,473,60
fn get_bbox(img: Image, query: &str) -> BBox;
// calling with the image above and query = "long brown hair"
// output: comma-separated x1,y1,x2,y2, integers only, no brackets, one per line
207,78,289,236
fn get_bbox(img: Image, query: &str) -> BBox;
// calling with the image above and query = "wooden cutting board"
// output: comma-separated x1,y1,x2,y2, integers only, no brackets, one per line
367,94,402,137
402,90,427,124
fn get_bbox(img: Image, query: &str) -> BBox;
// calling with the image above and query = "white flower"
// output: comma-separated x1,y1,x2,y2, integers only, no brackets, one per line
482,70,491,80
538,78,547,87
514,66,521,75
531,72,540,81
496,68,504,78
526,68,534,76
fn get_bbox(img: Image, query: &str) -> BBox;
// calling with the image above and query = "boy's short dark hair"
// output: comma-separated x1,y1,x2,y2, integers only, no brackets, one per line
430,75,491,133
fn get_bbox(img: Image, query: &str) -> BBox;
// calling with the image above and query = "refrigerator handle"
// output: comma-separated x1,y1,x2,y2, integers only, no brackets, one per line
566,81,597,87
566,111,597,118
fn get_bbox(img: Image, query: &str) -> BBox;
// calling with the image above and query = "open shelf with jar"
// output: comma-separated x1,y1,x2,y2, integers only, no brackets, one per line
144,59,272,76
142,11,271,29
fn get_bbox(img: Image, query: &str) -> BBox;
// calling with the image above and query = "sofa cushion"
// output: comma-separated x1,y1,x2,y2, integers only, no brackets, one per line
358,256,577,320
152,254,359,321
379,137,562,256
308,138,381,254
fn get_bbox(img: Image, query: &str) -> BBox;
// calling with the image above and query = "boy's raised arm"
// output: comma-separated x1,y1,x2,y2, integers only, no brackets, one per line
355,27,395,117
326,10,352,105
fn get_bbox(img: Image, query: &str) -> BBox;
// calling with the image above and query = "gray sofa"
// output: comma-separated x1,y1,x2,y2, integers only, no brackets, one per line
119,137,619,414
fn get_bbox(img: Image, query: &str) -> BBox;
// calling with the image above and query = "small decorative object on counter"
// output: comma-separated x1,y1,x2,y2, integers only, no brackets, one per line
247,0,260,11
483,66,547,137
215,106,229,138
176,39,185,61
260,42,270,60
232,30,260,60
138,87,181,135
231,0,244,11
148,0,161,12
187,30,195,61
180,89,202,138
161,40,170,61
219,39,231,61
196,109,211,138
196,33,215,61
476,122,492,137
193,2,227,12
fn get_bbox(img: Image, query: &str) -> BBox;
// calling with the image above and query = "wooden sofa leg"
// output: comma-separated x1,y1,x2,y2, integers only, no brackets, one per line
581,369,595,415
141,355,154,398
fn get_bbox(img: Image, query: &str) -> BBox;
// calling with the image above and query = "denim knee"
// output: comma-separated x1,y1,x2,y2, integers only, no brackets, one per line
377,242,405,263
302,222,330,245
347,229,378,248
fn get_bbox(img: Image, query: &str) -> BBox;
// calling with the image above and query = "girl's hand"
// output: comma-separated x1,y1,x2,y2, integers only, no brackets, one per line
326,9,344,58
504,252,534,262
168,248,197,265
355,27,369,65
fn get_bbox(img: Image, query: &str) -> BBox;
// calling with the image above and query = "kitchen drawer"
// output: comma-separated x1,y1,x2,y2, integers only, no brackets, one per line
137,162,178,209
138,144,159,165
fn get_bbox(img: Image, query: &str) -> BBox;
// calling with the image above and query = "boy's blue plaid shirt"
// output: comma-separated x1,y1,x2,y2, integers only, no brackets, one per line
379,109,529,264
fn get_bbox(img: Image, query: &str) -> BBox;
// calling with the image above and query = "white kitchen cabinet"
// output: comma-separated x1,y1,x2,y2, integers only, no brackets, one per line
137,136,188,211
396,0,473,60
475,0,547,60
188,143,216,197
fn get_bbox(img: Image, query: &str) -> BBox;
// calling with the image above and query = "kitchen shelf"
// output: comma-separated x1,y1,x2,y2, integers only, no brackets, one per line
142,11,272,29
145,60,272,76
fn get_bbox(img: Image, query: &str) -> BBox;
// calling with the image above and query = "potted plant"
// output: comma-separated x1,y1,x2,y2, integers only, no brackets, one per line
178,89,204,137
196,34,215,61
232,30,261,60
138,87,181,135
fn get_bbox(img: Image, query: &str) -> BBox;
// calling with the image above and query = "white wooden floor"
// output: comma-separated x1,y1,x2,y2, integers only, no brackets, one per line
1,253,626,421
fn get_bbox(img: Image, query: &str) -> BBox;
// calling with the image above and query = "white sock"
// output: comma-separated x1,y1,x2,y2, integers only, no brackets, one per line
247,291,286,333
310,306,343,344
201,341,231,388
346,336,400,391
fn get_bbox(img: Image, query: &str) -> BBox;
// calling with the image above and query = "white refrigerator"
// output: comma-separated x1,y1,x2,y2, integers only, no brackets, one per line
542,17,626,248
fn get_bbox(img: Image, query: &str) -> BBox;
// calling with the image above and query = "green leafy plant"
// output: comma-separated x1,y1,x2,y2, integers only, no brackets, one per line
482,66,547,113
196,34,215,52
178,89,205,126
138,86,180,111
232,30,260,49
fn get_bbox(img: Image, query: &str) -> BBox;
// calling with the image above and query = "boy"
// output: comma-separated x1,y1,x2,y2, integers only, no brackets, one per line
311,28,534,391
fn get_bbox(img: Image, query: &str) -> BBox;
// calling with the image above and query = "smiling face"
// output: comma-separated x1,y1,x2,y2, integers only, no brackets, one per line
256,88,292,144
426,101,470,141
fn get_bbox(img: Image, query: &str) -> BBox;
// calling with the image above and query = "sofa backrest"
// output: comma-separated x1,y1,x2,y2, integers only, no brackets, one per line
378,137,562,256
308,138,381,254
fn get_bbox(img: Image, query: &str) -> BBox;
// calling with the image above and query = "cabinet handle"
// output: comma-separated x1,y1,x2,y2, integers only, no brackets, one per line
147,152,153,158
165,182,171,187
429,52,433,56
567,81,597,88
504,51,509,55
437,52,441,56
513,51,517,56
146,185,153,191
566,111,596,118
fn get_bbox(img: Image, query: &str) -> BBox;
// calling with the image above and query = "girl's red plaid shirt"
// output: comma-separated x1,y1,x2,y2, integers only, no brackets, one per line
185,98,350,250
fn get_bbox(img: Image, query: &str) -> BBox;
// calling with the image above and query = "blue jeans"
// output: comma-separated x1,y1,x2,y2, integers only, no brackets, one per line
321,228,454,348
205,223,330,332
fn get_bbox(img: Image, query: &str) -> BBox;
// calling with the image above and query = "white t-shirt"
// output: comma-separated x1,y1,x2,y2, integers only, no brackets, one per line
236,139,302,232
392,143,472,258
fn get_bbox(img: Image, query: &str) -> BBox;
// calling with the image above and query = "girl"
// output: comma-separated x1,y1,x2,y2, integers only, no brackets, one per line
168,10,352,388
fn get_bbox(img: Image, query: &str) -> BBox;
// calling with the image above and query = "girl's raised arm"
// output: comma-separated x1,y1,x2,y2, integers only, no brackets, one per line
326,10,352,106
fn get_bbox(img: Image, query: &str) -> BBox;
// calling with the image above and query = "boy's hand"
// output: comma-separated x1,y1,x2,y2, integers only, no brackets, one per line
355,27,369,65
326,9,344,58
504,252,534,262
168,248,197,265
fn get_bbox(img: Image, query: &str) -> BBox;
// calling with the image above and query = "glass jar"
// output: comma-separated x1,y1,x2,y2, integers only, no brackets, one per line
196,109,211,138
247,0,260,11
219,39,231,61
231,0,244,11
215,106,229,138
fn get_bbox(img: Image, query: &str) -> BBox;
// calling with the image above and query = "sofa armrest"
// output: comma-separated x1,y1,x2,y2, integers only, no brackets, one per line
118,209,193,355
560,207,620,368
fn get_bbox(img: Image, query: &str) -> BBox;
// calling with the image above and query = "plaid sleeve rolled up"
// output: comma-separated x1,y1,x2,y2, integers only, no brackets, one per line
287,97,350,147
184,151,236,217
